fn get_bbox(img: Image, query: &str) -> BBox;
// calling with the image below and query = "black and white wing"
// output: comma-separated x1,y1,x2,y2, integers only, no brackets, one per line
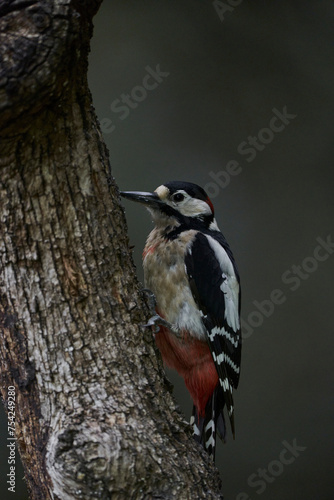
185,230,241,437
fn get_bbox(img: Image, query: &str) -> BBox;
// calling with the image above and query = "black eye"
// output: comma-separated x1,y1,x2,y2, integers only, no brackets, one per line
173,193,185,202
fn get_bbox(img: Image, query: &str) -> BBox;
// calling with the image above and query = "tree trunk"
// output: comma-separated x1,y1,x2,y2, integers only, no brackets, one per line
0,1,223,498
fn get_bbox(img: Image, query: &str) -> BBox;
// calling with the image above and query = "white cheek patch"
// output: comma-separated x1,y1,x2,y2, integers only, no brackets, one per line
178,198,212,217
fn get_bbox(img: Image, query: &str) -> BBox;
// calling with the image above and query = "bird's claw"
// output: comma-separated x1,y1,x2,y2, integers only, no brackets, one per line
142,314,183,340
142,314,161,333
141,288,160,332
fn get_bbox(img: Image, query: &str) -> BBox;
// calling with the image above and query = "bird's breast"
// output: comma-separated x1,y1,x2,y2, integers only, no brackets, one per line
143,229,206,340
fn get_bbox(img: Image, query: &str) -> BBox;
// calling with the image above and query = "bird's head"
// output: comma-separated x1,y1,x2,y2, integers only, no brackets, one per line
120,181,216,228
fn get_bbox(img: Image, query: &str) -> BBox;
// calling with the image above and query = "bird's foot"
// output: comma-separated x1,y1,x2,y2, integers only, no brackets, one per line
141,288,182,339
143,314,182,340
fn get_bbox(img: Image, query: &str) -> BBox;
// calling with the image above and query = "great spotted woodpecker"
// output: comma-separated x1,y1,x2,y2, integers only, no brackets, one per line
120,181,241,459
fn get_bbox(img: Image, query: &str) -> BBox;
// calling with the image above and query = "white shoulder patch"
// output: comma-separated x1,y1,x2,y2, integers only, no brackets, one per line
205,234,240,331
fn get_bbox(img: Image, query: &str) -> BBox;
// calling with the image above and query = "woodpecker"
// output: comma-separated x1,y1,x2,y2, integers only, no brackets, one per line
120,181,241,459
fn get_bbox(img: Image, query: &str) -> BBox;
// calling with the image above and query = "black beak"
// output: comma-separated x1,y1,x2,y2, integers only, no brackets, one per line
120,191,163,209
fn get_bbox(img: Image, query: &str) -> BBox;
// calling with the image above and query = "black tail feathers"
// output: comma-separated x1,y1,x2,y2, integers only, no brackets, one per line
190,385,226,460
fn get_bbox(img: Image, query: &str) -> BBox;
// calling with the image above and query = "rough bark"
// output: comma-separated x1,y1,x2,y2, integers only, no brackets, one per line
0,1,223,499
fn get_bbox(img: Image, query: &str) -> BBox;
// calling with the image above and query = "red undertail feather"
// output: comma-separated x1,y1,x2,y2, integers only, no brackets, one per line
155,325,218,415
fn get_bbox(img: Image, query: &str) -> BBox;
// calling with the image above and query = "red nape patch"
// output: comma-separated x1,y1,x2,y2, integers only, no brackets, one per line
206,196,214,215
155,326,218,416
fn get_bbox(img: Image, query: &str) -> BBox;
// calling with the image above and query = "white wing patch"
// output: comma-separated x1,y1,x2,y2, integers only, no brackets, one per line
205,235,240,331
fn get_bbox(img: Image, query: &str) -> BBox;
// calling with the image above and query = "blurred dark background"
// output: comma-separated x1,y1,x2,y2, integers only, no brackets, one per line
1,1,333,498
